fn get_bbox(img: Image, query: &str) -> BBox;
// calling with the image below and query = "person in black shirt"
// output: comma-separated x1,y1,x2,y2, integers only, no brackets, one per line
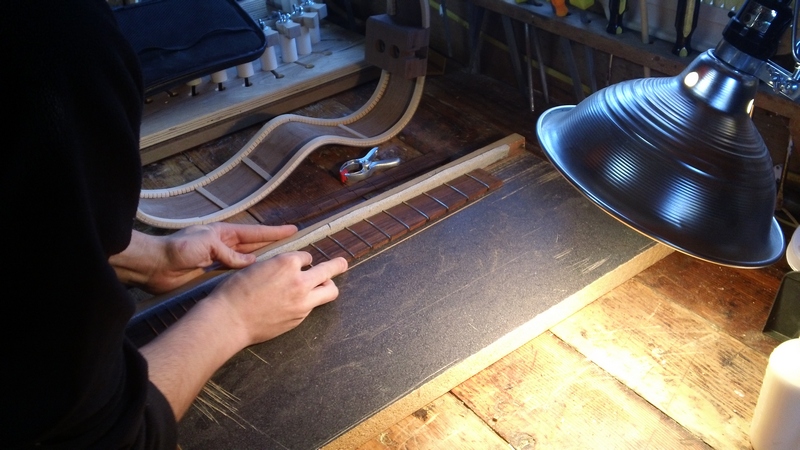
2,1,347,448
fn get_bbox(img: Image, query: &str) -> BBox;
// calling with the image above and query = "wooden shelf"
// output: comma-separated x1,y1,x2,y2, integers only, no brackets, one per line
470,0,799,118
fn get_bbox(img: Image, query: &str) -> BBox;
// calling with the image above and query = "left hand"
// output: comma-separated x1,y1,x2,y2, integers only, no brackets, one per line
111,223,298,294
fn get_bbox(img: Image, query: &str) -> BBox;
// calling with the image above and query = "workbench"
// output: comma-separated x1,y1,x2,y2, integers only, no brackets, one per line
136,70,672,449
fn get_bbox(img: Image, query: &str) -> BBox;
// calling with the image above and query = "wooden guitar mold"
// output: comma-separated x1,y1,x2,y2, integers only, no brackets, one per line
137,1,431,229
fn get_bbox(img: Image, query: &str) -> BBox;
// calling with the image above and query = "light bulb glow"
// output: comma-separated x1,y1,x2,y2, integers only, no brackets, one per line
683,72,699,87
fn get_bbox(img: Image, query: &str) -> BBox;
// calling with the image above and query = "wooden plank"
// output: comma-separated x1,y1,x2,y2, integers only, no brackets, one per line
451,332,711,449
551,277,771,450
634,253,783,356
356,393,510,450
469,0,799,129
471,0,687,76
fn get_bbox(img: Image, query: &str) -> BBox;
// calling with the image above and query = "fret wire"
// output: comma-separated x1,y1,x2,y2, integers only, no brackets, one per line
309,242,333,261
156,314,169,329
383,210,411,230
444,182,470,200
145,318,159,335
346,226,374,249
465,172,490,189
327,235,356,258
167,309,179,321
402,201,430,220
423,192,450,212
364,218,392,240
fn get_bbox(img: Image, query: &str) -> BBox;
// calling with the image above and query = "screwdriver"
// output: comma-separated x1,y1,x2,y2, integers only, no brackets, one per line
606,0,627,34
673,0,701,57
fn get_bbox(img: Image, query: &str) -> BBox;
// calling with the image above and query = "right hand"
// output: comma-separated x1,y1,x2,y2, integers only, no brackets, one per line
207,251,348,347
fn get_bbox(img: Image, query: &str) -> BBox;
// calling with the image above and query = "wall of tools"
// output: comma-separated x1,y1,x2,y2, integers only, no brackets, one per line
358,0,800,230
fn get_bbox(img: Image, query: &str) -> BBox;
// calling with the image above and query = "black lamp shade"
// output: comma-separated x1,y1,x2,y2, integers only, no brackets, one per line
537,50,784,268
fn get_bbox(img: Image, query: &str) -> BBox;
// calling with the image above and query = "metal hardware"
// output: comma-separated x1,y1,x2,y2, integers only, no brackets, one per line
338,147,401,184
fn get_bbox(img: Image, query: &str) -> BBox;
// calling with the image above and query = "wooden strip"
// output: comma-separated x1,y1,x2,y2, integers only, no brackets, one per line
313,236,354,261
404,195,447,222
337,123,370,138
357,393,510,450
302,168,505,267
196,186,228,209
331,228,373,256
241,156,273,181
302,244,331,263
449,332,711,449
384,204,426,232
550,276,769,450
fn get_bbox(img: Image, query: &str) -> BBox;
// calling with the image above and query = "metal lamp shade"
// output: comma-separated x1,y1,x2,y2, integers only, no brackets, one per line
536,50,784,268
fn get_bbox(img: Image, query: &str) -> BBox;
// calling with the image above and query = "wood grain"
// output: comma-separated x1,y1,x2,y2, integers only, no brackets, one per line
357,393,510,450
550,275,771,450
451,331,711,449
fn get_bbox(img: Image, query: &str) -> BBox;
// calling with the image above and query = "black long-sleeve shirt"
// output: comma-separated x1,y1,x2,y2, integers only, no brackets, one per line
2,0,177,447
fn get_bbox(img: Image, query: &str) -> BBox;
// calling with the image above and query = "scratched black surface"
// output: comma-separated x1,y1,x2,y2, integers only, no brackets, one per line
176,153,655,449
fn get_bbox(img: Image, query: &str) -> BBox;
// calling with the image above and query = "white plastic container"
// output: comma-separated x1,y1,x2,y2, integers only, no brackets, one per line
786,226,799,271
750,338,800,450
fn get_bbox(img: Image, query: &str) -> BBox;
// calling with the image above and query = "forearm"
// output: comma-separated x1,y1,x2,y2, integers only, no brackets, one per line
139,294,248,420
109,230,165,287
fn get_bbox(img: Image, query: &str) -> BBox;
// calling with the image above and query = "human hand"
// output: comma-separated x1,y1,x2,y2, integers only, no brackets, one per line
208,251,348,346
139,250,347,419
111,223,298,294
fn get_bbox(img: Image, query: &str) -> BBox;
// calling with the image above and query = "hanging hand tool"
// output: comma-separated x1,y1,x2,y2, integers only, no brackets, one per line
439,0,453,57
673,0,701,57
339,147,401,184
570,0,599,93
606,0,627,34
551,0,569,16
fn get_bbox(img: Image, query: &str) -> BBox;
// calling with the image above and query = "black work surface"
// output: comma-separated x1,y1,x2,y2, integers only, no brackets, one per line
177,152,657,449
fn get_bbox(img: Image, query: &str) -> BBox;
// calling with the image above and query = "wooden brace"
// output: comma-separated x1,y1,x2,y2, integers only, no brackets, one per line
365,14,429,80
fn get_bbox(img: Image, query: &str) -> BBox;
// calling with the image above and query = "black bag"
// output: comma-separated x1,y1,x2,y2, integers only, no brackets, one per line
113,0,266,95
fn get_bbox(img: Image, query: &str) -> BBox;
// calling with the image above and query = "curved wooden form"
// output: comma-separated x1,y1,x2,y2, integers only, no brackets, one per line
138,1,430,229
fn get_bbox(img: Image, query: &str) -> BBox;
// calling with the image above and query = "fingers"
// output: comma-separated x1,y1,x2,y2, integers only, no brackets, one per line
306,279,340,306
206,224,300,269
212,244,257,269
212,223,298,249
305,256,348,287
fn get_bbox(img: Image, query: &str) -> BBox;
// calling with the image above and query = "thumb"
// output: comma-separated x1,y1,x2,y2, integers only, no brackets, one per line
213,243,257,269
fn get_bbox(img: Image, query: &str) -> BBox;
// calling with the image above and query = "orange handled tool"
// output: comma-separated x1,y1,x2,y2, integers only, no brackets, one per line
551,0,569,16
